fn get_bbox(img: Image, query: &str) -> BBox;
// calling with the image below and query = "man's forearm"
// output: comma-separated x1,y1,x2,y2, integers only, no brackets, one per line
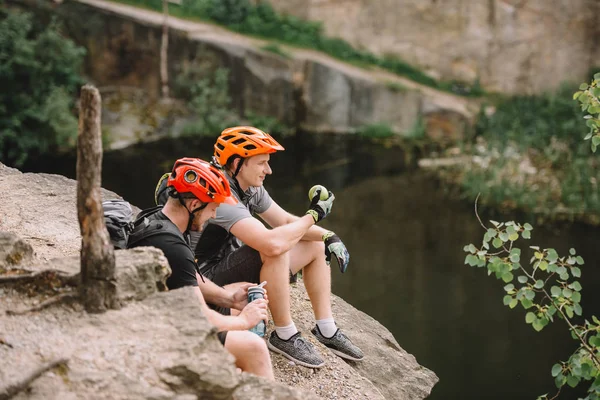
197,274,233,308
282,213,330,241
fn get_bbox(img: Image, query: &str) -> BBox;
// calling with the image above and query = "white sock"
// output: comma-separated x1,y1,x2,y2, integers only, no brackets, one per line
316,317,337,338
275,322,298,341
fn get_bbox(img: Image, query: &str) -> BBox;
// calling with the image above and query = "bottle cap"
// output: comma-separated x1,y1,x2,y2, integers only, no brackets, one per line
248,286,265,295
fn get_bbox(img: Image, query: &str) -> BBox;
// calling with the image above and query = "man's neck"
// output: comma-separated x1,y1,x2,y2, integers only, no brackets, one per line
227,170,250,192
161,204,187,233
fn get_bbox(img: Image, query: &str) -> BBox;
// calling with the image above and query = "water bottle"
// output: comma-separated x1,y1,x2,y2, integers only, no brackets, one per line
247,285,266,337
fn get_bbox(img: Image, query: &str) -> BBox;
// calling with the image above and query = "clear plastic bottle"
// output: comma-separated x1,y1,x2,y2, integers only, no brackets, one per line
247,285,266,337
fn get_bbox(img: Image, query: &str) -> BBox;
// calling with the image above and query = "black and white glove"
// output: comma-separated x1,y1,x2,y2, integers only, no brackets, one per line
323,231,350,273
305,189,335,223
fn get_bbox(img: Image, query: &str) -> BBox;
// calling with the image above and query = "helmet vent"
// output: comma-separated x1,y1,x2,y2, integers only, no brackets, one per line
216,143,225,150
199,177,207,188
232,138,246,145
222,135,235,141
244,144,257,151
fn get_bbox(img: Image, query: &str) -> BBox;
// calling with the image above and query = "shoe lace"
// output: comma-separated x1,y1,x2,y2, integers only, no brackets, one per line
293,336,311,351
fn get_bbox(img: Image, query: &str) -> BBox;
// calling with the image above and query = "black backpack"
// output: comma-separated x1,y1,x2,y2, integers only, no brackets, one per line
103,200,184,249
103,199,135,249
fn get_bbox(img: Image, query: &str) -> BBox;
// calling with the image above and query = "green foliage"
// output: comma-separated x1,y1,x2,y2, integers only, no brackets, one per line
457,81,600,218
356,123,395,139
573,73,600,152
173,67,236,136
464,221,600,399
0,9,85,167
108,0,483,97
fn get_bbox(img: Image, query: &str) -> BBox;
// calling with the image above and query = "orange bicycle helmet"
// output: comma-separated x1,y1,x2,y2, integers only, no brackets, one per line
167,158,236,205
214,126,285,166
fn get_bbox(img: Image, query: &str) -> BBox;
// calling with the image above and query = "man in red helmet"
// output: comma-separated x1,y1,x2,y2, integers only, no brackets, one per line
193,126,363,368
129,157,274,379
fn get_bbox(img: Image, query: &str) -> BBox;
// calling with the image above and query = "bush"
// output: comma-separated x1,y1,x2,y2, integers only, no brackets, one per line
0,10,85,167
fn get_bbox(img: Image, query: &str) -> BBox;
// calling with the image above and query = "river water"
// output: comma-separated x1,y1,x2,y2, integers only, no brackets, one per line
24,132,600,399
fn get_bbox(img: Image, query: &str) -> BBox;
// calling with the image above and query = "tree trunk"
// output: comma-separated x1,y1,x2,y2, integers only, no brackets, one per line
160,0,170,99
76,84,119,313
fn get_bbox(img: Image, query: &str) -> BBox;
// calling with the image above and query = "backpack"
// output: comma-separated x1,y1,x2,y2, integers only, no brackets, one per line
103,199,135,249
103,200,184,250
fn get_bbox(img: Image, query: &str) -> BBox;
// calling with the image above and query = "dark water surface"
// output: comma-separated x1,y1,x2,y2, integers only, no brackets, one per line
24,133,600,399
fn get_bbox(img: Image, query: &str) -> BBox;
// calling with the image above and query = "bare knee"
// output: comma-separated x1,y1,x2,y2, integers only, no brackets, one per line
225,331,273,379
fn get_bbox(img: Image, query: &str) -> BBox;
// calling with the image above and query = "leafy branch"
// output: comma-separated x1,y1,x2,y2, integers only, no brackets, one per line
573,72,600,152
464,219,600,399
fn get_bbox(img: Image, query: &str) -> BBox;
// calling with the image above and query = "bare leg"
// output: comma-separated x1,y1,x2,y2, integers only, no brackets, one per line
258,252,292,327
224,331,274,380
289,240,332,321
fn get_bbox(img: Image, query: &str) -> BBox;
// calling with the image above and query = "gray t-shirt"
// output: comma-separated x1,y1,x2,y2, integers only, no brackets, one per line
194,174,272,273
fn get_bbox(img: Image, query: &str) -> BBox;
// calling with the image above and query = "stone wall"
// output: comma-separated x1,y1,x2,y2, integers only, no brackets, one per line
267,0,600,94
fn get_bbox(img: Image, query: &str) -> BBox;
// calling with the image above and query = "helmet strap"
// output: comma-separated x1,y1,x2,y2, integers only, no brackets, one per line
177,195,208,233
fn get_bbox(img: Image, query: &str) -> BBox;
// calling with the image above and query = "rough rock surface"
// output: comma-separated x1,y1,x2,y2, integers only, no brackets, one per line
0,163,438,398
12,0,475,143
268,0,600,94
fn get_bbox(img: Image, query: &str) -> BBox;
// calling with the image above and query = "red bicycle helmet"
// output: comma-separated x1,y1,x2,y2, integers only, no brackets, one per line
167,158,236,205
214,126,285,166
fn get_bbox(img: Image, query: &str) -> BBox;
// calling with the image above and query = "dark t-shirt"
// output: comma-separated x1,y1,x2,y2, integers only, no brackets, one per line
195,174,272,274
128,209,198,290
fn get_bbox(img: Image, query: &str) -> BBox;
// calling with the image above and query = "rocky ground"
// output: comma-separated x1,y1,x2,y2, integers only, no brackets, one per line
0,163,438,399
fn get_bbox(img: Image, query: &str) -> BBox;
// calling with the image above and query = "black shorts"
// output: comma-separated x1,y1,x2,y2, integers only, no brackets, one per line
205,245,263,286
212,306,231,345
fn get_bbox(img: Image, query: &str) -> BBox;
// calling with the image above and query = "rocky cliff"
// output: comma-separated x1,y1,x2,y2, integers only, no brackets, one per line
0,162,439,399
268,0,600,94
11,0,475,143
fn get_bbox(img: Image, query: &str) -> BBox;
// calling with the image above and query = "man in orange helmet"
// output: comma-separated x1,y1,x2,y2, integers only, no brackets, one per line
129,157,274,379
193,126,363,368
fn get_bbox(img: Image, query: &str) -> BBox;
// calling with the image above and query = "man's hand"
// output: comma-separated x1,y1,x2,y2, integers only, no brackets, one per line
306,189,335,223
323,232,350,273
230,283,268,311
238,299,269,329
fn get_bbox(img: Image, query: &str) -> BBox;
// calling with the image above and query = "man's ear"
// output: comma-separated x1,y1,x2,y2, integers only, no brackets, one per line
231,157,241,171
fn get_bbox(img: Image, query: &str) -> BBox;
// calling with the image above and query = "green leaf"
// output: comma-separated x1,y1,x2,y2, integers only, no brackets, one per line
486,228,497,238
518,275,528,284
559,273,569,281
508,233,519,241
534,280,544,289
534,251,543,259
569,248,576,255
573,91,583,100
592,136,600,146
533,320,544,332
570,281,582,291
575,256,584,265
468,244,477,254
551,286,561,297
525,312,536,323
525,290,535,300
503,295,513,305
571,267,581,278
565,306,574,319
509,298,518,309
538,261,548,271
580,83,589,90
523,223,533,231
567,375,580,388
562,288,572,298
493,238,503,248
490,220,500,227
499,232,509,242
522,230,531,239
521,298,533,309
510,254,520,262
547,249,558,263
504,284,515,292
506,225,517,235
574,304,582,316
585,132,593,140
551,363,562,377
501,272,514,283
571,291,581,303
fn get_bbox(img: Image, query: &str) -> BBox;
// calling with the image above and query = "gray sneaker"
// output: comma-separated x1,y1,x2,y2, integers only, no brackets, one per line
311,325,364,361
267,331,325,368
